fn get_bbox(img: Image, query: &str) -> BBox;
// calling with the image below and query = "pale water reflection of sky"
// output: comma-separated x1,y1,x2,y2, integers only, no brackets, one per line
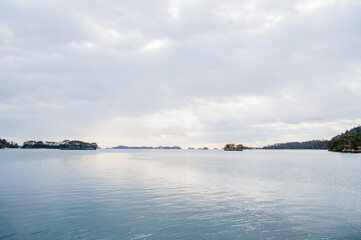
0,0,360,148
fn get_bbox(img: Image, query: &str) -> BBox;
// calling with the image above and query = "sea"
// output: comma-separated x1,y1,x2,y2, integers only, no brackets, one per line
1,149,361,239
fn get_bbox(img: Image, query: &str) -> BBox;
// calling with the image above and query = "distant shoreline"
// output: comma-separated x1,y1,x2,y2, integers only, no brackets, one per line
1,126,360,152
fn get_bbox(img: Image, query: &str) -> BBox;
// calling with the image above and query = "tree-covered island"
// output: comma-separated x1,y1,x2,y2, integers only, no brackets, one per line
327,126,361,153
23,140,98,150
224,144,244,151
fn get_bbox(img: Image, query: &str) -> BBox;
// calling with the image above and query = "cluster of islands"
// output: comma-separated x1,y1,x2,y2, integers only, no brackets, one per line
1,126,361,153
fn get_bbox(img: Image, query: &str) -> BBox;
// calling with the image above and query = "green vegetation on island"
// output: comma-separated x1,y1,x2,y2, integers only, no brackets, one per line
23,140,98,150
224,144,244,151
327,126,361,153
0,138,19,149
263,140,328,149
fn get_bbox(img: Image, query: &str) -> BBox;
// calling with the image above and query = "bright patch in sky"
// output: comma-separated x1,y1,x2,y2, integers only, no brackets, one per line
139,39,170,53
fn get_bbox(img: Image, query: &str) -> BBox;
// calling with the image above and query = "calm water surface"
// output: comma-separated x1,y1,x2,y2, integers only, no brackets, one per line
0,149,361,239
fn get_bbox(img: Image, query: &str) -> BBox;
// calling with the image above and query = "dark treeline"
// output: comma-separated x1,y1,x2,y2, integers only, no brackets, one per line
0,139,19,149
263,140,328,149
23,140,98,150
328,126,361,152
22,141,59,149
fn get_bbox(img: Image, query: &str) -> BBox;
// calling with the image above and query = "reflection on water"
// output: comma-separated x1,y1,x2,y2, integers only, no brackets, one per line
1,149,361,239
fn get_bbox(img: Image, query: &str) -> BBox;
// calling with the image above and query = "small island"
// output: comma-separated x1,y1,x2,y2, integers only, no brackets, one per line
224,144,243,151
23,140,98,150
328,126,361,153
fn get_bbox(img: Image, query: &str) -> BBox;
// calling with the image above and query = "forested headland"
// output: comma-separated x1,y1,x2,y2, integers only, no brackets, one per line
0,139,19,149
328,126,361,152
263,140,328,149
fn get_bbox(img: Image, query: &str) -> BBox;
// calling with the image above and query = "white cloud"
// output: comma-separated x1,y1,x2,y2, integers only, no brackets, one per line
0,0,360,147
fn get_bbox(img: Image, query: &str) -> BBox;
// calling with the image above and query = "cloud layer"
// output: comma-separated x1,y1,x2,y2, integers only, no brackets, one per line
1,0,361,147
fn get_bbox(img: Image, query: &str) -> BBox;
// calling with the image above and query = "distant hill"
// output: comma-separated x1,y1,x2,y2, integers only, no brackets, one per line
111,145,154,149
0,138,19,149
263,140,328,149
328,126,361,152
111,145,182,149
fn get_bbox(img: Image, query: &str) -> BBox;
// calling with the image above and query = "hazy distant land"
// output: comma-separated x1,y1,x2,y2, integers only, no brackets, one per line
110,145,182,150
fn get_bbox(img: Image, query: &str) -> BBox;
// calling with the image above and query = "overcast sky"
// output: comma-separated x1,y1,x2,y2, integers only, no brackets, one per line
1,0,361,148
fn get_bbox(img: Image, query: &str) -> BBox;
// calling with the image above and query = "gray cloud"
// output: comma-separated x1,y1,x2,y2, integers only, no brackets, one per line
1,0,360,147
